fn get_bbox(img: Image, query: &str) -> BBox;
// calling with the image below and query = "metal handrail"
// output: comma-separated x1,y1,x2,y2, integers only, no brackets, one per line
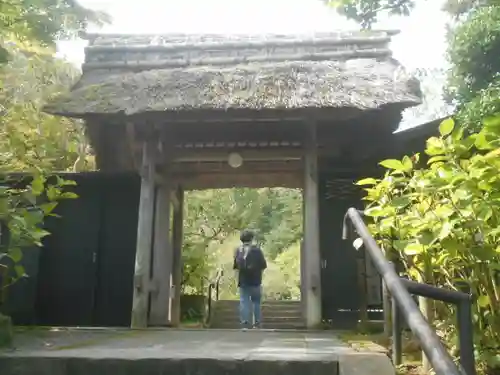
205,268,224,326
343,207,476,375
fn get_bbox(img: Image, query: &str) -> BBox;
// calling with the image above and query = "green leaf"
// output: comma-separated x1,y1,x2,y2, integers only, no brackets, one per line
9,247,23,263
441,238,463,254
439,118,455,136
478,180,493,192
46,186,59,201
402,156,413,172
391,196,411,208
393,240,409,251
451,126,464,142
364,206,392,217
418,232,435,246
57,177,77,186
475,132,493,150
356,178,378,186
0,198,9,216
60,192,78,199
483,114,500,129
477,295,490,308
0,46,10,64
14,265,26,278
477,205,493,221
425,137,445,156
31,174,45,197
39,202,58,215
438,222,453,239
484,147,500,160
453,189,471,201
427,155,449,164
404,243,423,256
434,205,455,218
379,159,405,171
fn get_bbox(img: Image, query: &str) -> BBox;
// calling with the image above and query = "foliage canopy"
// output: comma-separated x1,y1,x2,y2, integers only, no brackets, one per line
0,0,109,63
447,5,500,106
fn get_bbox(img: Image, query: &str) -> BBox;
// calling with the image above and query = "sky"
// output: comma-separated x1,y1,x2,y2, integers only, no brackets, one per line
58,0,449,69
56,0,451,127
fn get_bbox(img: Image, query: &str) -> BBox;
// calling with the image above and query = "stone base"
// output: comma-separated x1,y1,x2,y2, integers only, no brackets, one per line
0,328,395,375
0,314,13,348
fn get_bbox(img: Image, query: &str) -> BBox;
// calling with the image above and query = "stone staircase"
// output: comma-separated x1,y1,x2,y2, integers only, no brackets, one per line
210,300,305,329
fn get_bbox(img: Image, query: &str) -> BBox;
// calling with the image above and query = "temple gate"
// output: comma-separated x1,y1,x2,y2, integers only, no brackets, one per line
44,31,423,329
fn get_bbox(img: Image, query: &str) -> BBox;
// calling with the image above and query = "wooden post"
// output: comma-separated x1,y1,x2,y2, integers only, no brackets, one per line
131,142,156,329
300,239,307,321
419,257,434,373
302,121,322,329
148,181,173,326
357,250,369,329
170,186,184,326
382,278,392,338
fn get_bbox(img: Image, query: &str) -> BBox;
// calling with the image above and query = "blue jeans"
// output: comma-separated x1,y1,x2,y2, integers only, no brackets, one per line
239,286,262,326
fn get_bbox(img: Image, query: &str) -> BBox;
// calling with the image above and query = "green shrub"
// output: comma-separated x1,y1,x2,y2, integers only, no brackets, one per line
359,115,500,371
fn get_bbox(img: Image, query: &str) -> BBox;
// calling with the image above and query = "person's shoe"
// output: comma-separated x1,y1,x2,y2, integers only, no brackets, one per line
241,321,249,330
253,322,261,329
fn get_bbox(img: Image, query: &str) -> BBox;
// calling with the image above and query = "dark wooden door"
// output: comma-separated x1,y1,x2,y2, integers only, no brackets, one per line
319,176,365,329
92,173,140,326
35,174,102,326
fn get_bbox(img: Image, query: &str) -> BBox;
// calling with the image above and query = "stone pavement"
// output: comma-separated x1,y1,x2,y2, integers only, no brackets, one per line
0,328,395,375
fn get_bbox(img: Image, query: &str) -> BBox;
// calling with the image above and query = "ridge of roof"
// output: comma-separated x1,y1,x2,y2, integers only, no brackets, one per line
83,30,400,48
81,31,399,71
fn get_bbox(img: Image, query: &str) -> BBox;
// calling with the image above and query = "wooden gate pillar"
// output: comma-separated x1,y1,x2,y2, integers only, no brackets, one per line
131,141,156,329
170,186,184,326
302,121,322,329
148,180,173,326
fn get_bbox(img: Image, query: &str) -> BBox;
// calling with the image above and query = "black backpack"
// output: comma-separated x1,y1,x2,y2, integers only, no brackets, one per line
235,243,257,270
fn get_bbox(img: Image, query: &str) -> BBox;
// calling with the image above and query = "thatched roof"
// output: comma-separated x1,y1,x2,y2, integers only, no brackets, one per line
44,32,421,118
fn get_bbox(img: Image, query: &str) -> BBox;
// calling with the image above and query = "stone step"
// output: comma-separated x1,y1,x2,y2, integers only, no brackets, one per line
216,300,301,306
215,303,302,312
214,307,302,315
213,318,303,325
214,310,302,318
211,300,304,330
210,321,306,330
1,328,395,375
215,302,302,307
212,315,303,322
212,317,303,325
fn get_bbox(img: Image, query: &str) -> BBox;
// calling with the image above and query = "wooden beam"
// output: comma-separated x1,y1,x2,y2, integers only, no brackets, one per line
121,107,363,125
131,142,156,329
171,186,184,326
302,120,322,329
176,172,302,190
148,182,173,326
171,148,303,163
169,160,302,174
162,125,306,147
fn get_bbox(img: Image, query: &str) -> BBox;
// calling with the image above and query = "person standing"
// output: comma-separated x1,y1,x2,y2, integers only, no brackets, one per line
233,229,267,329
